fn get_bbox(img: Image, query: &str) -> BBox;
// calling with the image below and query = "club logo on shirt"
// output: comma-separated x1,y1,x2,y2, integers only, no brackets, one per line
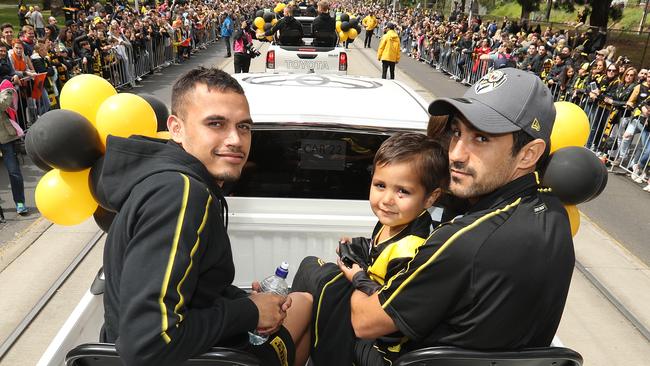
475,70,507,94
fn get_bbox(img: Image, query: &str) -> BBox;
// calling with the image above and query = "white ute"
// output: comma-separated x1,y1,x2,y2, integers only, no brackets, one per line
265,16,347,75
37,74,580,366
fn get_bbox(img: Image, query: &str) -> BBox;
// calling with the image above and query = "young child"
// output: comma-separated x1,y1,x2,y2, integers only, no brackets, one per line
291,132,450,365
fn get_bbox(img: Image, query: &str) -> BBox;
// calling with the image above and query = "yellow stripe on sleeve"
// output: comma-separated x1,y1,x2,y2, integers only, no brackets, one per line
159,173,190,344
174,191,212,322
381,198,521,309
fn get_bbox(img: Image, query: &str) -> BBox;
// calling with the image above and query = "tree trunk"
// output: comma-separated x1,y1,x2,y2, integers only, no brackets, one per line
43,0,51,11
50,0,64,17
521,9,531,21
589,0,612,28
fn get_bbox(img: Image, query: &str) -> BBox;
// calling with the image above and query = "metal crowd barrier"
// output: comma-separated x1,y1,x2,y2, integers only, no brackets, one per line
97,20,219,89
547,83,650,184
10,21,220,136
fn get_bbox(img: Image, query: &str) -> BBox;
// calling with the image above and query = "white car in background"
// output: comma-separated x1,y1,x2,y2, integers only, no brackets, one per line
265,16,348,75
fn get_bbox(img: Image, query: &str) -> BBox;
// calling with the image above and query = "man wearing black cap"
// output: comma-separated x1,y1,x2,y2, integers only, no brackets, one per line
335,68,575,365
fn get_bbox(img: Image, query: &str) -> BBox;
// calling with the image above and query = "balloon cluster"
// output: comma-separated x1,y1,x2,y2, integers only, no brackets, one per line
27,74,170,229
336,14,361,42
253,10,276,42
541,101,608,237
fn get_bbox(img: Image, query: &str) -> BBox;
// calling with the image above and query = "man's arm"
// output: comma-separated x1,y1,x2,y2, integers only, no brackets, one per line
115,173,259,366
350,291,398,339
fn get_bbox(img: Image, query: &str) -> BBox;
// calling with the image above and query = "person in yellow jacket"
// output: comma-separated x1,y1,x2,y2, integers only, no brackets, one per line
362,11,378,48
377,23,400,79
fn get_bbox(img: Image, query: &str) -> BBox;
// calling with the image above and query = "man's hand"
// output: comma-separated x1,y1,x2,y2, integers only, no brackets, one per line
249,281,290,335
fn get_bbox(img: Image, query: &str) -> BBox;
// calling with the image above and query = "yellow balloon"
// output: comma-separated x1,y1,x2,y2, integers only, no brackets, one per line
254,16,265,30
96,93,157,146
348,28,358,40
564,205,580,237
266,35,274,42
339,30,348,42
550,101,590,153
336,20,342,33
156,131,171,139
272,18,278,26
60,74,116,127
35,169,98,226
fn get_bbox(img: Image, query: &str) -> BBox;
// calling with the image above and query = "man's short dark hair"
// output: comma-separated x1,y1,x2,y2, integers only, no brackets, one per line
171,66,245,118
512,129,549,167
0,23,12,32
374,132,450,193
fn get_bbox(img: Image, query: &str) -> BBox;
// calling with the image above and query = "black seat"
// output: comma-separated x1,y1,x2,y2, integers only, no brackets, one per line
394,346,583,366
312,31,338,47
65,343,260,366
278,29,303,46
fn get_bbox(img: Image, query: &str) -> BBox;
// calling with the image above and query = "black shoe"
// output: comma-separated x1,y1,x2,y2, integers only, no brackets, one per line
225,54,231,58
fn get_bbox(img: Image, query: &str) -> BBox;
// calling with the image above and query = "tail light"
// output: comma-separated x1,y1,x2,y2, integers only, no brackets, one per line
339,52,347,72
266,50,275,69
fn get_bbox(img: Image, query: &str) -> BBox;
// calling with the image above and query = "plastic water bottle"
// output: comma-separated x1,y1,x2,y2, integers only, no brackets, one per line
248,262,290,345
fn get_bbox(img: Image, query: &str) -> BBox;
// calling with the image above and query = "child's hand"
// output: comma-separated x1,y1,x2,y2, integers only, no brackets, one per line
337,257,363,282
336,236,352,254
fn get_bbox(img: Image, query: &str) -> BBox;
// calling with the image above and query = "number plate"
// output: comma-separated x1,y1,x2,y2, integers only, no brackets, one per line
300,139,346,171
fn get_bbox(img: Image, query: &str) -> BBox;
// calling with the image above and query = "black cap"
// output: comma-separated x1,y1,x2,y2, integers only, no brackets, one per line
428,68,556,143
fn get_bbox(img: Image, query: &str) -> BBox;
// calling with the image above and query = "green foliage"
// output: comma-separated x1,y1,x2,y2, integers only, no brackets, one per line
517,0,541,12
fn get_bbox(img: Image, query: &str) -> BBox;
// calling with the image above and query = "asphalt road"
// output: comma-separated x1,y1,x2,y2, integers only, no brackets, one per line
2,34,649,268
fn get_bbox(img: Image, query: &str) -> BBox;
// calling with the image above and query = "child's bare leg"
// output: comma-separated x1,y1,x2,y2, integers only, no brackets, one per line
284,292,313,366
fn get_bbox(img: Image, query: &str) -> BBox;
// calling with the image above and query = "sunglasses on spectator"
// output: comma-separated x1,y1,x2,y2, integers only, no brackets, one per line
607,69,617,72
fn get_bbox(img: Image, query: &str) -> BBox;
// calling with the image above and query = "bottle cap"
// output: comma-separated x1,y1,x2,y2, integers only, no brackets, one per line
275,262,289,279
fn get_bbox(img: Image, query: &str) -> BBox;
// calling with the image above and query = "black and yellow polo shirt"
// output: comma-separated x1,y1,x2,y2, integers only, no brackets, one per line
378,173,575,355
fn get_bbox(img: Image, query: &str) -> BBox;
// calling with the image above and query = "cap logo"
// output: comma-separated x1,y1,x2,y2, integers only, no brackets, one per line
474,70,507,94
531,118,541,132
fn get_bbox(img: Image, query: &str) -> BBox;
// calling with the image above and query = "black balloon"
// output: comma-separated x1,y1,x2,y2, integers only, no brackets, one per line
341,21,351,32
356,25,362,34
340,13,350,22
263,12,274,23
350,18,358,27
542,147,608,205
24,129,52,172
140,94,170,132
94,206,116,233
256,9,264,18
26,109,103,172
591,160,609,200
264,23,272,31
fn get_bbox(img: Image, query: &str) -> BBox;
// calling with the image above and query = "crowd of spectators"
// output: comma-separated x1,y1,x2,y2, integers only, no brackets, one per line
4,0,227,132
336,1,650,192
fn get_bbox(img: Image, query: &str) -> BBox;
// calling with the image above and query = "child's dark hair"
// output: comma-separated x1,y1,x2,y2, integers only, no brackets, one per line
374,132,449,193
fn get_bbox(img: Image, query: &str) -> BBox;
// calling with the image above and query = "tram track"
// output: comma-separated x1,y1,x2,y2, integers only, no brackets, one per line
0,228,105,362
